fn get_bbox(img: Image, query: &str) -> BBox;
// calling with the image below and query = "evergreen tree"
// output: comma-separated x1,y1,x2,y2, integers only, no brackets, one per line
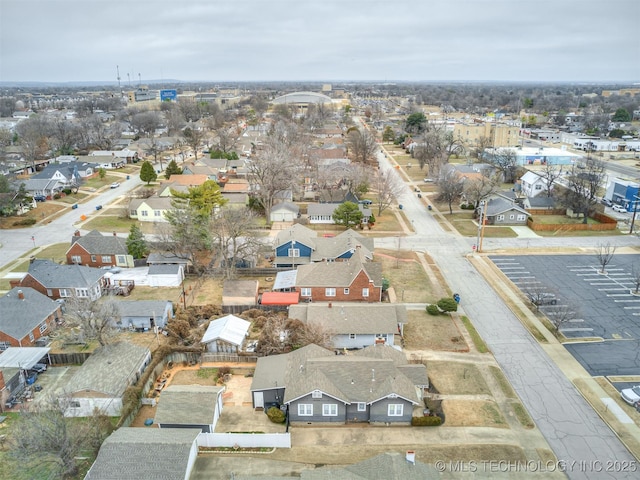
126,224,148,259
165,159,182,179
332,201,363,228
139,160,157,185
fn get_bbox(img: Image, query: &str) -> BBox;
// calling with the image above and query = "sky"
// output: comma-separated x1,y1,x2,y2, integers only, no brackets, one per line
1,0,639,84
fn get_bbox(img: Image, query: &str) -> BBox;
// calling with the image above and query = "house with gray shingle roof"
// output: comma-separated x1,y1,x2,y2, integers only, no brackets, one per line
62,341,151,417
66,230,133,268
11,259,107,301
307,202,371,224
273,225,373,268
129,196,173,223
85,427,200,480
270,201,300,222
250,344,426,424
483,196,529,225
115,300,173,330
148,263,184,287
295,252,382,302
288,303,405,349
0,287,62,350
154,384,225,432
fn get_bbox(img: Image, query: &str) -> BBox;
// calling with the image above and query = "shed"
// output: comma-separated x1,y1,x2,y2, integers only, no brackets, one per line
270,202,300,222
148,263,184,287
222,280,259,308
155,384,225,433
115,300,173,330
201,314,251,353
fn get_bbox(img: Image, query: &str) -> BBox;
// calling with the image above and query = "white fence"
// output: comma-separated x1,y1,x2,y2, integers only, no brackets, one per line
197,432,291,449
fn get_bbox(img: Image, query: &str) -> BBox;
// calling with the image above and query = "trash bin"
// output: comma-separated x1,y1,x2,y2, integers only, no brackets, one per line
399,204,403,210
428,205,432,211
126,175,130,180
95,205,102,211
71,204,78,209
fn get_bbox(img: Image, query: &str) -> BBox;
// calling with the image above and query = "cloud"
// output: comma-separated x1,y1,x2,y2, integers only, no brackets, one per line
1,0,638,83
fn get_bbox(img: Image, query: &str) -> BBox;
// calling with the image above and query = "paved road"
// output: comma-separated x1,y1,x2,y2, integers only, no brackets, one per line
375,147,639,479
0,173,142,270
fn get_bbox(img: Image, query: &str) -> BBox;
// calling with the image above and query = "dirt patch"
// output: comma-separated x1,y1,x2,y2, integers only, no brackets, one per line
403,311,469,352
130,405,158,427
168,368,221,387
442,399,508,428
428,362,491,395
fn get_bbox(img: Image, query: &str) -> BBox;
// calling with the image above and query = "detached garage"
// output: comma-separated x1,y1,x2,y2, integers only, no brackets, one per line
148,264,184,287
270,202,299,222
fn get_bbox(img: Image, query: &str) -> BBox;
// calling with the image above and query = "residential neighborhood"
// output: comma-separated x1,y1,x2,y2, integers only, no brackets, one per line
0,77,639,480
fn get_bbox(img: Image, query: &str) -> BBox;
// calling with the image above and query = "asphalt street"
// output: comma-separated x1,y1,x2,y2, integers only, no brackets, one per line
374,146,639,479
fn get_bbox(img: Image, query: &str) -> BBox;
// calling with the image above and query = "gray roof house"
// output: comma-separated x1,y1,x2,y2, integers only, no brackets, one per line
18,178,65,197
147,252,194,273
288,303,406,349
250,344,427,424
270,201,300,222
0,288,62,349
482,197,530,225
115,300,173,330
148,263,185,287
62,341,151,417
11,259,107,301
85,427,200,480
307,203,371,224
154,384,225,433
66,230,134,268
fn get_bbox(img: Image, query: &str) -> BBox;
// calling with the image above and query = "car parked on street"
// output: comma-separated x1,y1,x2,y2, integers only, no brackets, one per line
33,195,46,202
621,385,640,406
110,182,120,189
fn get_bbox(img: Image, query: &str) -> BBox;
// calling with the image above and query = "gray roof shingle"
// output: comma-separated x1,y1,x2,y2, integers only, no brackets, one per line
154,385,224,426
295,254,382,288
69,230,128,256
26,259,106,289
288,303,404,335
0,287,60,340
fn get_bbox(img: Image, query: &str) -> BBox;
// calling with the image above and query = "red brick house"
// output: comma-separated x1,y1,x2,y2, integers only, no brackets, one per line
0,288,62,350
294,253,382,303
66,230,134,268
11,259,107,301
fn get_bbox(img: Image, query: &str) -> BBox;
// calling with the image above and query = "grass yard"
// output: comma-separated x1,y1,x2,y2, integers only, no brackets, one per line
377,249,435,303
0,201,65,229
427,361,491,395
81,216,158,234
34,242,71,264
403,310,469,352
441,399,508,428
489,365,517,399
461,316,490,353
511,401,535,429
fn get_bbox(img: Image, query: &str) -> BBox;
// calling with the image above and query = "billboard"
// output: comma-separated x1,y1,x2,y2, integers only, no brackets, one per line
160,89,177,101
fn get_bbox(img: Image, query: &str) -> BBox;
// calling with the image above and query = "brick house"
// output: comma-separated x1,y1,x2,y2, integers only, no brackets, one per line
295,252,382,302
11,259,107,301
0,288,62,350
66,230,134,268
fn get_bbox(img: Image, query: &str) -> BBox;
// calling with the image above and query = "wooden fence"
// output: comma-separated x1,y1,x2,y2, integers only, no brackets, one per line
48,352,91,366
201,353,259,363
527,209,617,232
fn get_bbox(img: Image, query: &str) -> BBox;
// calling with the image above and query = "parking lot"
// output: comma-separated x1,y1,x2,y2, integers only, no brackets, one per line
490,254,640,377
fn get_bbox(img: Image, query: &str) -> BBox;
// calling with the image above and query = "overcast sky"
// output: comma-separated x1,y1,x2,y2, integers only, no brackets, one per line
1,0,638,84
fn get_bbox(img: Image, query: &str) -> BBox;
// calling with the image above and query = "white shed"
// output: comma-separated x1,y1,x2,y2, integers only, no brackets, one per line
201,315,250,353
270,202,300,222
148,264,184,287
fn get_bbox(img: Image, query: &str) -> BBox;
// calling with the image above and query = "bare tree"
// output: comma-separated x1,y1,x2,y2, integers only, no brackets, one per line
560,157,606,223
375,170,404,216
63,295,120,346
215,125,240,153
595,242,617,274
257,316,334,355
182,125,205,162
522,284,558,312
470,135,493,161
537,162,562,198
346,128,378,166
545,299,580,333
15,114,50,171
209,208,262,279
9,397,112,479
130,110,162,138
463,174,499,208
411,124,463,177
48,117,80,155
436,168,464,214
486,147,519,183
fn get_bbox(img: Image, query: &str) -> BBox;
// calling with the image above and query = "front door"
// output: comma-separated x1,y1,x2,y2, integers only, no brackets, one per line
254,391,264,409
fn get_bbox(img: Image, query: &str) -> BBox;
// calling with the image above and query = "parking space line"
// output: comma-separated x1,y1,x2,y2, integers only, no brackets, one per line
623,306,640,309
598,288,629,291
508,276,535,279
607,294,633,297
614,299,640,303
561,327,594,332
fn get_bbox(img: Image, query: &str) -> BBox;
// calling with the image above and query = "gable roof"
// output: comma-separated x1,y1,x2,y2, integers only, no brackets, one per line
26,259,106,289
129,196,174,211
148,264,182,275
272,201,300,214
288,303,404,334
154,384,224,426
520,170,547,185
68,230,128,256
274,223,317,249
116,300,172,318
0,288,60,340
295,255,382,288
64,342,150,397
161,174,209,187
201,314,251,346
147,252,193,265
85,427,200,480
312,229,374,261
484,197,529,217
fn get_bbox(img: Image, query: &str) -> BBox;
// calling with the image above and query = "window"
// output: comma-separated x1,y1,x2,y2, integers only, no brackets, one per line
101,255,111,263
517,215,526,221
70,401,81,408
388,404,404,416
154,210,161,217
29,332,34,342
117,255,126,264
298,404,313,416
312,390,322,399
343,288,350,295
288,248,300,257
322,404,338,416
39,322,47,334
59,288,71,298
141,210,148,217
325,288,336,297
349,333,356,340
300,288,311,297
130,210,137,216
75,288,88,298
357,402,366,412
0,341,11,351
71,255,81,264
497,215,504,221
362,288,369,297
509,214,515,220
91,255,97,262
535,184,542,190
46,289,52,296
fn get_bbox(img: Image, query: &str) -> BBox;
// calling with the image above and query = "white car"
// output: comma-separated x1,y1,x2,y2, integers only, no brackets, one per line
110,182,120,189
621,385,640,406
612,204,627,213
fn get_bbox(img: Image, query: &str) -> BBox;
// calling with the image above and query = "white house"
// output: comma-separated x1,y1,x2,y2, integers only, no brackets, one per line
520,171,550,198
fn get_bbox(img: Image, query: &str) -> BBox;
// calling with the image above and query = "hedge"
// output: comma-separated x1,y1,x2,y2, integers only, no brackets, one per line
267,406,286,423
426,304,440,315
411,415,442,426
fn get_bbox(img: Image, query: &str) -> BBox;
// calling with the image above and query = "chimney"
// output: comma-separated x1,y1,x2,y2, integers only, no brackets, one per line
328,302,332,308
74,230,80,237
18,290,24,300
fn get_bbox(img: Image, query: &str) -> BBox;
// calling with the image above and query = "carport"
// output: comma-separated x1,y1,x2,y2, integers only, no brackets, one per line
0,347,50,370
